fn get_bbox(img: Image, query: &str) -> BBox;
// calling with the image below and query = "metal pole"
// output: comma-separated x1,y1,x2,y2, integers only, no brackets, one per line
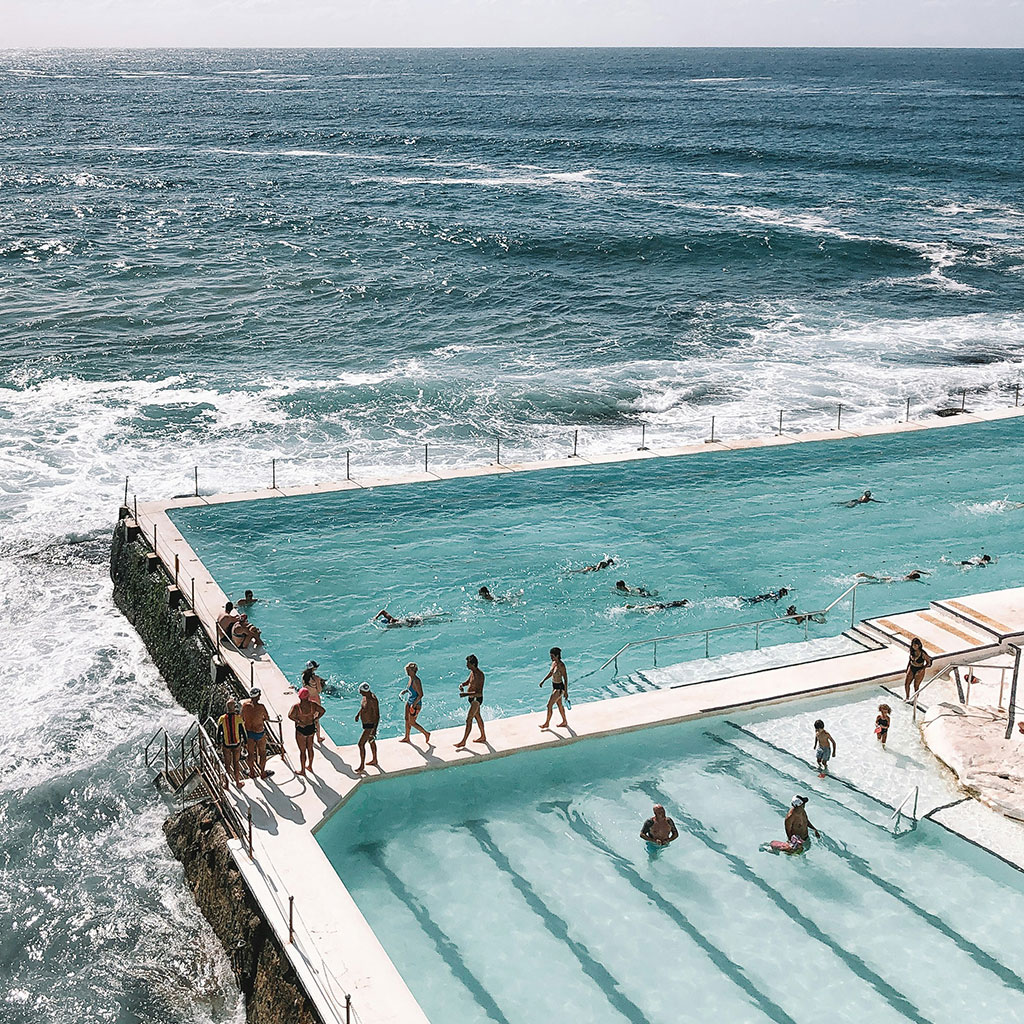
572,429,578,458
837,404,842,431
961,390,967,412
1005,646,1021,739
345,995,351,1024
164,733,169,779
705,631,709,658
424,443,428,472
755,621,760,650
288,896,294,943
850,585,857,627
250,662,254,689
346,451,350,480
272,459,276,489
653,640,657,668
247,807,253,857
496,435,501,464
906,396,911,423
777,409,783,436
709,416,716,443
191,577,195,609
1016,383,1021,408
124,476,129,506
194,466,198,497
134,494,138,521
174,554,179,587
153,522,158,553
638,424,648,451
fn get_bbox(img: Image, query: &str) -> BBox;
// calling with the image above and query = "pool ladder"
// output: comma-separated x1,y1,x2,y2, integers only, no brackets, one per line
891,785,919,835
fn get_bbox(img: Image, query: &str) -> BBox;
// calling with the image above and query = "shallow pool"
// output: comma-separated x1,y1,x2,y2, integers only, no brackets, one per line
171,418,1024,740
316,694,1024,1024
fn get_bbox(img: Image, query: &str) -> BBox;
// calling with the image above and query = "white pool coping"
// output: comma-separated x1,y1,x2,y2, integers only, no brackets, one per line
127,406,1024,1024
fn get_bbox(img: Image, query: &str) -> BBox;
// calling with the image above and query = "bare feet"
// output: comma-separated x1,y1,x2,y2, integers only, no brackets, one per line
367,759,379,768
473,735,487,744
356,766,366,774
559,720,569,728
424,731,431,743
297,768,306,777
539,722,550,730
454,742,467,750
400,737,412,743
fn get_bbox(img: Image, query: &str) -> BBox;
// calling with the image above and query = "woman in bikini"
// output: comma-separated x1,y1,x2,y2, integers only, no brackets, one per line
904,637,933,700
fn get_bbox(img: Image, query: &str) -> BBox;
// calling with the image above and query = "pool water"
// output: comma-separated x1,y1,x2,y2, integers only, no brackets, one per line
316,694,1024,1024
171,418,1024,740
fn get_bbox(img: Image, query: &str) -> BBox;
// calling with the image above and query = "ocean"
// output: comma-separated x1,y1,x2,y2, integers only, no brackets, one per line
1,47,1023,1021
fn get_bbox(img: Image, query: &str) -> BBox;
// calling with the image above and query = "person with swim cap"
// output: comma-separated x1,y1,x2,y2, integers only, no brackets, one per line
301,660,326,742
289,686,326,777
742,587,789,605
784,795,820,846
615,580,655,597
539,647,569,730
217,697,247,789
400,662,430,746
354,682,380,774
571,557,616,574
640,804,678,847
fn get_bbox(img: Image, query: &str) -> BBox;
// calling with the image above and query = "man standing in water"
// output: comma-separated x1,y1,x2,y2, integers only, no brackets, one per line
354,682,380,774
289,686,326,777
784,795,820,844
539,647,570,730
640,804,679,847
455,654,487,749
241,687,271,780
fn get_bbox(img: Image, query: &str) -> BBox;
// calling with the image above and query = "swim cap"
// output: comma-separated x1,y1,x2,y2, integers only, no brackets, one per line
306,660,319,670
791,795,808,807
358,682,371,694
249,687,261,698
297,687,310,700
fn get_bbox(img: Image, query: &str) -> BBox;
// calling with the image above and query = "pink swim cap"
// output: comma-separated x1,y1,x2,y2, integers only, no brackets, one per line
297,687,310,700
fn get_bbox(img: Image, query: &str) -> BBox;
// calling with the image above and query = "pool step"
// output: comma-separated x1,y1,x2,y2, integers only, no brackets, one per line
862,603,1002,659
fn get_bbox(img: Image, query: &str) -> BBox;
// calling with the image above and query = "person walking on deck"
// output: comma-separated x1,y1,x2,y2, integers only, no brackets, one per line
301,660,326,741
455,655,487,749
217,698,246,788
904,637,933,701
241,688,271,780
354,683,380,773
813,719,836,778
400,662,431,745
289,687,326,777
539,647,569,730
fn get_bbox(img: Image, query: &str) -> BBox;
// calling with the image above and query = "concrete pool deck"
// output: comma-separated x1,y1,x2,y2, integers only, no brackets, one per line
126,405,1024,1024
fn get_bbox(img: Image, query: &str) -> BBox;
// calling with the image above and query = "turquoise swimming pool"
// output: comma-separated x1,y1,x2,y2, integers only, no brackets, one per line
171,418,1024,741
316,693,1024,1024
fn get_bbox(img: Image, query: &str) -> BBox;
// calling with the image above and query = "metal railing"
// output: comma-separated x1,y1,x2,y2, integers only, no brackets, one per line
123,383,1024,501
891,785,919,833
909,646,1021,723
596,580,866,677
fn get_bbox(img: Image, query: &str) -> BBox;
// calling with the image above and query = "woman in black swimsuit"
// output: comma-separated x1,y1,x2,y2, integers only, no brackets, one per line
904,637,933,700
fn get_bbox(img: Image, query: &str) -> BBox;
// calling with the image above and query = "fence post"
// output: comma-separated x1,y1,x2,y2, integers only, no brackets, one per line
288,896,294,944
174,554,179,587
424,443,429,473
346,451,350,480
1016,383,1021,408
638,423,648,451
571,429,579,458
272,459,276,489
961,390,967,412
153,522,158,553
194,466,198,497
709,416,716,443
905,396,911,423
837,404,842,431
134,494,138,521
777,409,783,436
496,435,501,465
191,577,195,609
124,476,129,506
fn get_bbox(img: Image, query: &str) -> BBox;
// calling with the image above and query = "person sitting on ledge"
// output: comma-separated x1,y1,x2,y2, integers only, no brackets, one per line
230,613,263,650
217,602,239,644
640,804,678,847
237,589,258,607
570,556,616,574
742,586,789,604
615,580,656,597
840,489,883,507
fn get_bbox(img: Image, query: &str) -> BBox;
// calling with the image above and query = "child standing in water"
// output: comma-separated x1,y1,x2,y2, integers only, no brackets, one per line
875,704,891,749
813,719,837,778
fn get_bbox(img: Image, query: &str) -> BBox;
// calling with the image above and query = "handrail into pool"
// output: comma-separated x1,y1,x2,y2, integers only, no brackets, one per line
892,785,919,832
910,647,1019,721
596,580,865,676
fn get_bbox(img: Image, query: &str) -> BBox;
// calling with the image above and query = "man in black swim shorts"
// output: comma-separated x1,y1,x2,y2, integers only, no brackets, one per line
354,682,380,774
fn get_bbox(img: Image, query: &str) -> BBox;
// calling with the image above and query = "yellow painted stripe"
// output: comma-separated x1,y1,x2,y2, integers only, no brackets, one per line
919,611,986,647
875,618,943,655
944,599,1012,635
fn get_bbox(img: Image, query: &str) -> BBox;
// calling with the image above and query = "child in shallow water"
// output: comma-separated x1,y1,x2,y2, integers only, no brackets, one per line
875,704,892,749
813,719,837,778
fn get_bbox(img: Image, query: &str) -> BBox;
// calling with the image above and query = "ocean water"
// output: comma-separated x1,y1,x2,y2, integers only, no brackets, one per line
2,47,1024,1021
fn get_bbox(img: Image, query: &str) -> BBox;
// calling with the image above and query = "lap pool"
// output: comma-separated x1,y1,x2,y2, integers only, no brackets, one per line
170,418,1024,741
315,692,1024,1024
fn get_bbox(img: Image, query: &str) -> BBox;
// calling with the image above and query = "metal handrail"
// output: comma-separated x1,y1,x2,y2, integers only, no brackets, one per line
891,785,919,831
910,649,1017,720
596,580,865,674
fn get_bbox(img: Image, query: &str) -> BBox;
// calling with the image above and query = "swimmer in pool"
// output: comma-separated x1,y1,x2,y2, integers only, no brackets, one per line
571,557,616,574
784,605,826,625
539,647,569,730
742,587,790,605
856,570,930,583
640,804,679,847
784,795,820,843
958,554,994,568
839,489,884,507
615,580,656,597
626,599,690,612
478,586,495,602
373,608,449,628
236,589,258,607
